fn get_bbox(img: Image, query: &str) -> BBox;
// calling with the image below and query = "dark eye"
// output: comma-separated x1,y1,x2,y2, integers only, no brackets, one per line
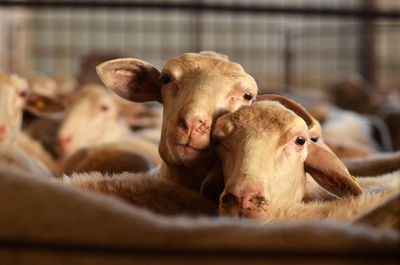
311,137,318,142
161,74,172,85
296,137,306,145
244,93,253,100
100,105,109,112
20,90,28,97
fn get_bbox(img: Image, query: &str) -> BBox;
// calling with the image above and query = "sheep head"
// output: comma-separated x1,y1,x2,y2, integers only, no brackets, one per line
56,84,159,158
96,52,258,167
212,98,363,221
0,71,63,144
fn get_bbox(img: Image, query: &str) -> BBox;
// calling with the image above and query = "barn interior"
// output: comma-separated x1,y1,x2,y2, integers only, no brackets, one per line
0,0,399,264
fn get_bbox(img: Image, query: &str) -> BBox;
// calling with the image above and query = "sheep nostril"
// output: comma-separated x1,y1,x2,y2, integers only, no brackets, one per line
179,117,189,130
250,195,269,209
221,192,239,209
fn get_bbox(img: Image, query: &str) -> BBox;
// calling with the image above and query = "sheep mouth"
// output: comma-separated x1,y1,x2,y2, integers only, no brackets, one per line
176,143,210,152
172,143,212,166
220,208,269,221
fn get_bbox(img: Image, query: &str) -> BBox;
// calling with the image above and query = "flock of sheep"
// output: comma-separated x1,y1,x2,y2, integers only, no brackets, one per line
0,51,399,229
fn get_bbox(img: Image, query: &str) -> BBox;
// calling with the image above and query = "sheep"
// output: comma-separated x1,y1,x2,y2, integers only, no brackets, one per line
60,141,161,175
0,165,397,264
51,74,78,98
57,51,258,212
343,151,400,177
0,143,53,179
62,169,217,216
276,91,394,158
0,70,61,173
328,77,400,152
321,107,392,157
26,73,58,98
94,51,258,192
211,98,399,223
0,70,29,144
54,84,161,160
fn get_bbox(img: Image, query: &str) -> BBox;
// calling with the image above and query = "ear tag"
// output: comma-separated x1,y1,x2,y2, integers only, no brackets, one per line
351,175,359,184
36,100,47,110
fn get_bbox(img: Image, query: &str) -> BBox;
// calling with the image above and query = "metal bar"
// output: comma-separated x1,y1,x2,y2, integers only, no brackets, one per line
283,30,293,91
0,1,399,20
360,0,378,85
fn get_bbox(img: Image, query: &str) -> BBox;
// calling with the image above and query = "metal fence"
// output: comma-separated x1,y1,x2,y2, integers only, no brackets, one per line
1,1,399,92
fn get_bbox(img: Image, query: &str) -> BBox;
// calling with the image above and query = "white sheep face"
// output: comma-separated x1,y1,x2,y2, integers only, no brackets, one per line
0,72,29,144
213,101,309,220
56,85,121,158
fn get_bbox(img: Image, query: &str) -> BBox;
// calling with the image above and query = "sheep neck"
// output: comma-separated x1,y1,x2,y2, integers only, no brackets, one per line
159,154,218,192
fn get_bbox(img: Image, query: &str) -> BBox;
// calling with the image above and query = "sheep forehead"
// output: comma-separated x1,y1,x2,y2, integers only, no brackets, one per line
229,101,301,132
163,53,246,77
28,75,56,93
68,85,114,106
0,71,28,92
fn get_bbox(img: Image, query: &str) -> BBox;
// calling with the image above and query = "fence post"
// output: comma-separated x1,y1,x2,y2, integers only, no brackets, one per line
191,0,203,52
283,29,293,92
360,0,377,85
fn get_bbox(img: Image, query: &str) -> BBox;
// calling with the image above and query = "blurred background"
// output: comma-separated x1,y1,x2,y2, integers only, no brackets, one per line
1,0,399,92
1,0,400,155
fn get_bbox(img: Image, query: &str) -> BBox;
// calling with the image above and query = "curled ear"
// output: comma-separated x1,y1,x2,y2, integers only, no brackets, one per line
256,94,324,142
24,94,65,119
256,94,315,129
212,115,234,140
304,141,364,198
96,58,162,103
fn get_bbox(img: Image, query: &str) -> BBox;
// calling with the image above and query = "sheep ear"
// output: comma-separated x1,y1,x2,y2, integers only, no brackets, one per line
256,93,324,143
96,58,162,103
304,141,364,198
116,99,160,128
256,94,315,129
24,93,65,119
212,115,234,140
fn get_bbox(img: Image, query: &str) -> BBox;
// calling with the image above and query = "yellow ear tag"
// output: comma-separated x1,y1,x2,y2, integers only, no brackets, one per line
351,175,359,184
36,100,47,110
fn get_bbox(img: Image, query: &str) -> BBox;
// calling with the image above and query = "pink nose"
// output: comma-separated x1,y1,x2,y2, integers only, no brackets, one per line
220,188,267,217
56,135,72,149
179,116,210,135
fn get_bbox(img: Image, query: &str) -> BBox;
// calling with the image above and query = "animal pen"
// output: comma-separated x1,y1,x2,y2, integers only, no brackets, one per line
1,0,399,92
0,0,399,264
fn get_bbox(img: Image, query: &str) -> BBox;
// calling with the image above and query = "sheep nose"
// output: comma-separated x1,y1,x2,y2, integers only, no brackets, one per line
179,116,210,135
221,190,268,213
56,135,72,147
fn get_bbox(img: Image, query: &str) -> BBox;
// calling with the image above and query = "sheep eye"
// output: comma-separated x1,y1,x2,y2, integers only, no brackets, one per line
19,90,28,97
244,93,253,100
161,74,172,85
311,137,318,142
296,137,306,145
100,105,109,111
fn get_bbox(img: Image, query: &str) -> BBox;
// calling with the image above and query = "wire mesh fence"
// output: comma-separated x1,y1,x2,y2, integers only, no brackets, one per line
1,1,399,92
